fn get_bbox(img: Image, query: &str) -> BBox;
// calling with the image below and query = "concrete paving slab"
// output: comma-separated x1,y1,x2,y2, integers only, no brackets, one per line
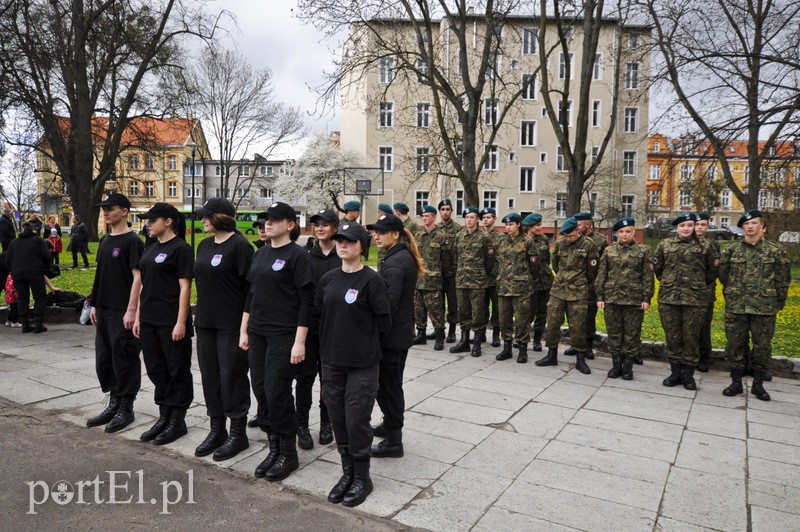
674,431,747,479
686,403,747,439
507,401,575,439
455,374,544,399
749,422,800,447
747,409,800,430
402,411,494,445
399,428,475,464
654,516,719,532
750,505,800,532
748,439,800,467
533,381,597,409
749,456,800,486
749,479,800,517
660,467,747,531
748,397,800,417
0,375,69,404
401,380,445,408
569,409,684,442
413,363,477,388
605,369,699,398
471,364,562,388
412,396,514,425
433,384,528,412
584,390,691,425
456,429,548,480
693,383,747,408
370,452,450,488
473,507,580,532
556,423,680,463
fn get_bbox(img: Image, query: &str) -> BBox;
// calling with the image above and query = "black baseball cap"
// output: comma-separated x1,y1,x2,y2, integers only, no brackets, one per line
265,202,296,221
310,209,339,225
96,193,132,209
139,202,181,221
367,213,404,233
333,221,372,258
252,211,268,228
194,198,236,218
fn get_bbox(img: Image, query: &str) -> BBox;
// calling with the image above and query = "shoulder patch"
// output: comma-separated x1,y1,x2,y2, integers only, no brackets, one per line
590,259,598,267
713,258,720,267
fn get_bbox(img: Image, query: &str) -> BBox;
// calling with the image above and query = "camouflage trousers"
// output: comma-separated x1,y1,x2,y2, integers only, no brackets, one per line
724,312,776,372
498,295,531,343
442,276,458,325
604,304,644,358
545,296,588,352
658,304,706,365
699,303,714,358
457,288,487,333
484,284,499,328
529,289,549,342
414,290,445,332
585,293,599,349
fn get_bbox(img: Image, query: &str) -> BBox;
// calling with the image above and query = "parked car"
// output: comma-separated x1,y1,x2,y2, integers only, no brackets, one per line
668,223,737,240
727,226,744,239
644,218,674,238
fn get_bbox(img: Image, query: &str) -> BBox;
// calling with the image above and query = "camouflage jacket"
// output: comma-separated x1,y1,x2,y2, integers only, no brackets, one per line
699,236,721,303
551,234,600,301
530,233,554,292
403,217,421,237
415,227,445,291
437,218,463,277
653,235,718,306
595,240,655,306
483,227,506,286
454,228,493,289
718,238,791,315
587,231,608,296
496,232,538,296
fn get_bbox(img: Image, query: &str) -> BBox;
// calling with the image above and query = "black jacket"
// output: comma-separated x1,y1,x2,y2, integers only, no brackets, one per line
379,242,418,355
308,242,342,333
0,214,15,247
6,231,51,276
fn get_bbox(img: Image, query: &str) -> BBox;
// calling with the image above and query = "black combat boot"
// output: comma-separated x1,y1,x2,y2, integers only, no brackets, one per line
450,328,471,353
371,421,387,438
247,416,258,428
297,425,313,450
371,429,403,458
517,343,528,364
471,335,482,357
696,352,710,372
319,415,333,445
662,363,683,387
681,365,697,391
32,303,47,333
154,408,188,445
532,332,543,352
634,353,644,365
621,357,634,380
214,417,249,461
491,328,501,347
255,431,280,478
413,329,427,345
535,347,558,366
328,451,354,503
140,405,170,442
265,435,299,481
564,347,577,356
33,317,47,333
104,396,135,433
751,372,771,401
722,368,744,397
575,353,591,374
433,329,445,351
87,394,120,428
20,311,32,334
763,370,773,382
342,460,373,507
426,330,437,340
584,347,594,360
608,355,622,379
195,417,228,457
446,323,457,343
495,341,513,361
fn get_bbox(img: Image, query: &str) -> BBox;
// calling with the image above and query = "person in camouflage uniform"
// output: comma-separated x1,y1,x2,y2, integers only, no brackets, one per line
481,207,504,347
570,212,608,359
394,203,420,237
375,203,395,271
719,210,791,402
653,212,718,391
450,207,493,357
535,217,599,374
340,200,361,224
437,199,462,343
523,213,553,352
412,205,446,350
693,212,720,372
595,218,655,380
495,213,538,363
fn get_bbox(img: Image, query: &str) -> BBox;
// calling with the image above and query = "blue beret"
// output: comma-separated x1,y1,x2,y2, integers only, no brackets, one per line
438,199,453,209
393,202,410,214
479,207,496,217
420,205,437,215
343,200,362,212
737,209,762,227
522,213,543,226
377,203,393,215
502,212,522,224
697,212,711,221
672,212,697,225
559,217,578,235
462,206,480,217
613,217,635,231
573,212,593,221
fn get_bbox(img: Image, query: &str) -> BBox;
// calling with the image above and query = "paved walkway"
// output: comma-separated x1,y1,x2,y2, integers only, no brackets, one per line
1,323,799,531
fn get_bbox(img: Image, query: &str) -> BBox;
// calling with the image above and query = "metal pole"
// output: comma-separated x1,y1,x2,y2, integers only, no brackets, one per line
190,146,196,249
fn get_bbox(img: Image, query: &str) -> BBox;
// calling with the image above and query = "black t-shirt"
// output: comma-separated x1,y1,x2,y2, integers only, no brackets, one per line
138,237,194,330
91,231,144,310
316,267,392,367
194,234,254,330
246,242,313,336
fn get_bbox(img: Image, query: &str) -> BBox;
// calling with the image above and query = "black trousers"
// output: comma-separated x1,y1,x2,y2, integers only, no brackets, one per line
322,362,379,461
530,289,549,340
196,327,250,420
299,332,327,425
442,275,458,325
249,331,299,437
140,323,193,409
699,302,714,358
585,296,599,348
485,284,499,328
95,307,141,399
376,349,408,430
51,252,60,265
72,247,89,268
12,272,47,322
8,303,19,322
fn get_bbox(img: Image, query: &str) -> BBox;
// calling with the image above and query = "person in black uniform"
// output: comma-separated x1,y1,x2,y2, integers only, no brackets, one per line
240,202,313,482
193,198,254,461
69,214,91,269
316,221,391,507
304,208,342,447
86,193,144,433
133,203,194,446
5,222,51,333
367,214,421,459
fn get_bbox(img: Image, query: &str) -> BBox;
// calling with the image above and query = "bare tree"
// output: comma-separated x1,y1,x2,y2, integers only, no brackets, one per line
0,147,37,214
0,0,225,238
645,0,800,210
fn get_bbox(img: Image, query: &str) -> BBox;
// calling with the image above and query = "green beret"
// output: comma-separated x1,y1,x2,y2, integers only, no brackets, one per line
462,206,480,217
522,213,543,226
420,205,437,215
438,199,453,209
479,207,496,217
393,202,410,214
560,217,578,235
343,200,362,212
737,209,762,227
502,212,522,224
697,212,711,221
613,217,635,231
377,203,393,215
573,212,593,221
672,212,697,225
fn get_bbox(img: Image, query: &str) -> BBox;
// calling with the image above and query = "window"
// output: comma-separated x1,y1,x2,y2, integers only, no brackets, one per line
622,151,637,176
629,34,640,49
589,192,600,211
593,54,602,80
653,141,660,152
416,147,430,173
649,164,660,180
621,195,635,217
721,189,731,209
522,28,537,55
415,191,430,214
508,198,515,208
145,182,154,197
168,182,177,197
679,189,692,207
484,98,499,125
214,188,231,199
556,193,567,218
186,187,202,198
772,192,783,209
129,182,138,196
591,146,600,164
483,191,498,211
379,147,394,172
522,74,537,100
238,188,250,199
720,216,730,227
520,121,537,147
592,100,601,128
417,103,431,128
486,52,500,80
260,188,273,198
540,152,548,164
743,165,750,184
455,190,464,216
484,145,499,171
238,166,250,177
129,155,139,170
625,62,640,89
770,167,784,184
559,52,574,80
168,155,177,170
706,165,717,181
758,189,768,208
379,101,393,127
379,57,395,84
680,164,694,181
539,199,547,210
185,162,202,176
145,155,154,170
509,152,517,162
623,107,638,133
558,100,573,127
648,190,660,206
215,165,221,177
416,59,429,83
556,146,566,172
520,167,536,192
260,165,274,177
